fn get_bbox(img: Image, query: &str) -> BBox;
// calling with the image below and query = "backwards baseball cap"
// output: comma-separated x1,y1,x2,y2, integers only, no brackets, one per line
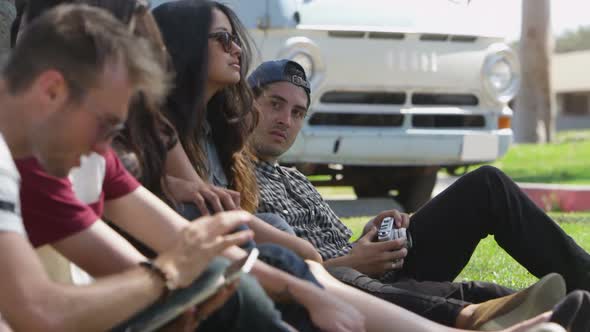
248,59,311,105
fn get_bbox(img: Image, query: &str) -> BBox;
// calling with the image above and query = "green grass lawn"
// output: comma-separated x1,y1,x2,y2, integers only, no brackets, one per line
485,130,590,184
342,212,590,290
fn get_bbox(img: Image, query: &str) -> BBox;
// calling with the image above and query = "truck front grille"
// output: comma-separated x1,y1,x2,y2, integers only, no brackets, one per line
307,113,485,128
411,93,478,106
313,91,484,128
320,91,406,105
320,91,478,106
412,115,485,128
325,31,478,43
308,113,405,127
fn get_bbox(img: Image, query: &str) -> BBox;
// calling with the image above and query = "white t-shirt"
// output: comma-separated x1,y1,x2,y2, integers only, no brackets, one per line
0,132,25,235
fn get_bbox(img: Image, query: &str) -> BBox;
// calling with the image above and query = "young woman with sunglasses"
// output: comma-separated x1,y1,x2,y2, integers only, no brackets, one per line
152,0,322,263
156,0,257,212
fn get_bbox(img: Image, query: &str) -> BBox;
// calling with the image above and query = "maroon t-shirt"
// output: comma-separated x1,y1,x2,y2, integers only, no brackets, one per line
16,149,140,247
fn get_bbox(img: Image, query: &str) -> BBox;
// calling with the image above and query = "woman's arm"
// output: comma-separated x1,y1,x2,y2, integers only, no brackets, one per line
165,143,239,213
165,142,201,182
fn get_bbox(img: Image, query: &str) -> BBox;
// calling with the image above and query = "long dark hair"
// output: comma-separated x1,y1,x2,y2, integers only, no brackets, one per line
154,0,260,212
207,2,259,213
152,0,211,176
106,1,176,202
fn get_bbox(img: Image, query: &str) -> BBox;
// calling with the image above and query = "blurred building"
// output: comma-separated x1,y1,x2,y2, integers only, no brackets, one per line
0,0,15,57
552,50,590,130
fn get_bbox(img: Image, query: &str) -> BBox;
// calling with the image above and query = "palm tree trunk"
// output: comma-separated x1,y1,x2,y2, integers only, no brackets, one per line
514,0,556,143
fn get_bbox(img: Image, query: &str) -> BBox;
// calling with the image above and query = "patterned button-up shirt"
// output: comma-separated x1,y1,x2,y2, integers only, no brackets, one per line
255,161,353,260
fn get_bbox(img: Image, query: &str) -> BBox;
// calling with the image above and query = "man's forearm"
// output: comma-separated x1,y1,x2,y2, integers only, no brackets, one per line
323,254,354,269
104,187,185,253
44,267,166,331
0,233,165,332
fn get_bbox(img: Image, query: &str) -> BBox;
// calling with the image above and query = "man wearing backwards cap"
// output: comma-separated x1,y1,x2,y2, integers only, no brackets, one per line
249,59,590,330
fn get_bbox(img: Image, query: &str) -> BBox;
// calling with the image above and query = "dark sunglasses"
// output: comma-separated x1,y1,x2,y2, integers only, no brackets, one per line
208,31,241,53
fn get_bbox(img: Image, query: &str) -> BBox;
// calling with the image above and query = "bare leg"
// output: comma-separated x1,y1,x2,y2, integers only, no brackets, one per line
0,316,13,332
306,261,551,332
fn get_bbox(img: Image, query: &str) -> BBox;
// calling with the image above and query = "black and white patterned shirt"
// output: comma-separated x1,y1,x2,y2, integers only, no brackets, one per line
255,161,353,260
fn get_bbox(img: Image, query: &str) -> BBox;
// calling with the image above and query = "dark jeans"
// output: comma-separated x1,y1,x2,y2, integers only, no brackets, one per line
177,204,320,332
402,165,590,292
293,166,590,326
328,266,512,327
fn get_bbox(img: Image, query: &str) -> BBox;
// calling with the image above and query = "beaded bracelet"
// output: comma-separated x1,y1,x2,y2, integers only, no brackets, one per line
139,260,175,298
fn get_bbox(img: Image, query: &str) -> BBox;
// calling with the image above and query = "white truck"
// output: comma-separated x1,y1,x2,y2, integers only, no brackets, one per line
154,0,520,211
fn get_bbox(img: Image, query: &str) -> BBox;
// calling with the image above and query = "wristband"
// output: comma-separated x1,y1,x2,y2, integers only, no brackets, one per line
139,260,175,298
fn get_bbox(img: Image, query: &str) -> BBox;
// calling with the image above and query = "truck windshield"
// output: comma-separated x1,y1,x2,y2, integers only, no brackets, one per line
298,0,506,37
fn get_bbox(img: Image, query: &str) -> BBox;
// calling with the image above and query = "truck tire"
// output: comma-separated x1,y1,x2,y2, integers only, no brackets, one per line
353,183,390,198
353,168,437,212
395,171,437,212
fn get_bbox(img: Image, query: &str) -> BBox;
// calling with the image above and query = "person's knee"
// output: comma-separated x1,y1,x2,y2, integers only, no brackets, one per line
465,165,509,186
257,244,322,288
472,165,503,178
257,243,305,272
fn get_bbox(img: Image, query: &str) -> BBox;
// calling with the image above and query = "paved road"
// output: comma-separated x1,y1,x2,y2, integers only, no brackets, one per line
324,175,458,218
325,173,590,217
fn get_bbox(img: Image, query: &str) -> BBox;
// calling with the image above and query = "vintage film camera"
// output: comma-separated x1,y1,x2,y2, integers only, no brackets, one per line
376,216,414,282
377,217,413,249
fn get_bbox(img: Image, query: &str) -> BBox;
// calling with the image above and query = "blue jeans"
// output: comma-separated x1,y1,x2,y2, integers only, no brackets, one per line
256,212,296,235
256,243,322,332
177,203,321,332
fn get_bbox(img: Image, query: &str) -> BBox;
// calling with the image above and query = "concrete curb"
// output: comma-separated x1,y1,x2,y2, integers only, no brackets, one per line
437,175,590,212
519,183,590,212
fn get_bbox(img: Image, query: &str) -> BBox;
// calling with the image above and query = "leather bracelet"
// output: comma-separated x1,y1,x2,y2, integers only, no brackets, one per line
139,260,175,299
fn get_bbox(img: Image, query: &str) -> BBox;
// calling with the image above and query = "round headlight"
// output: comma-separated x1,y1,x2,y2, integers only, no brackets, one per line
279,37,325,92
291,52,314,80
488,59,512,91
482,44,520,103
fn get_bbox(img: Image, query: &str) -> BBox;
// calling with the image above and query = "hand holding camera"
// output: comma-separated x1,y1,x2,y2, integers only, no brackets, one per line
347,213,412,277
375,216,413,282
376,217,413,250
